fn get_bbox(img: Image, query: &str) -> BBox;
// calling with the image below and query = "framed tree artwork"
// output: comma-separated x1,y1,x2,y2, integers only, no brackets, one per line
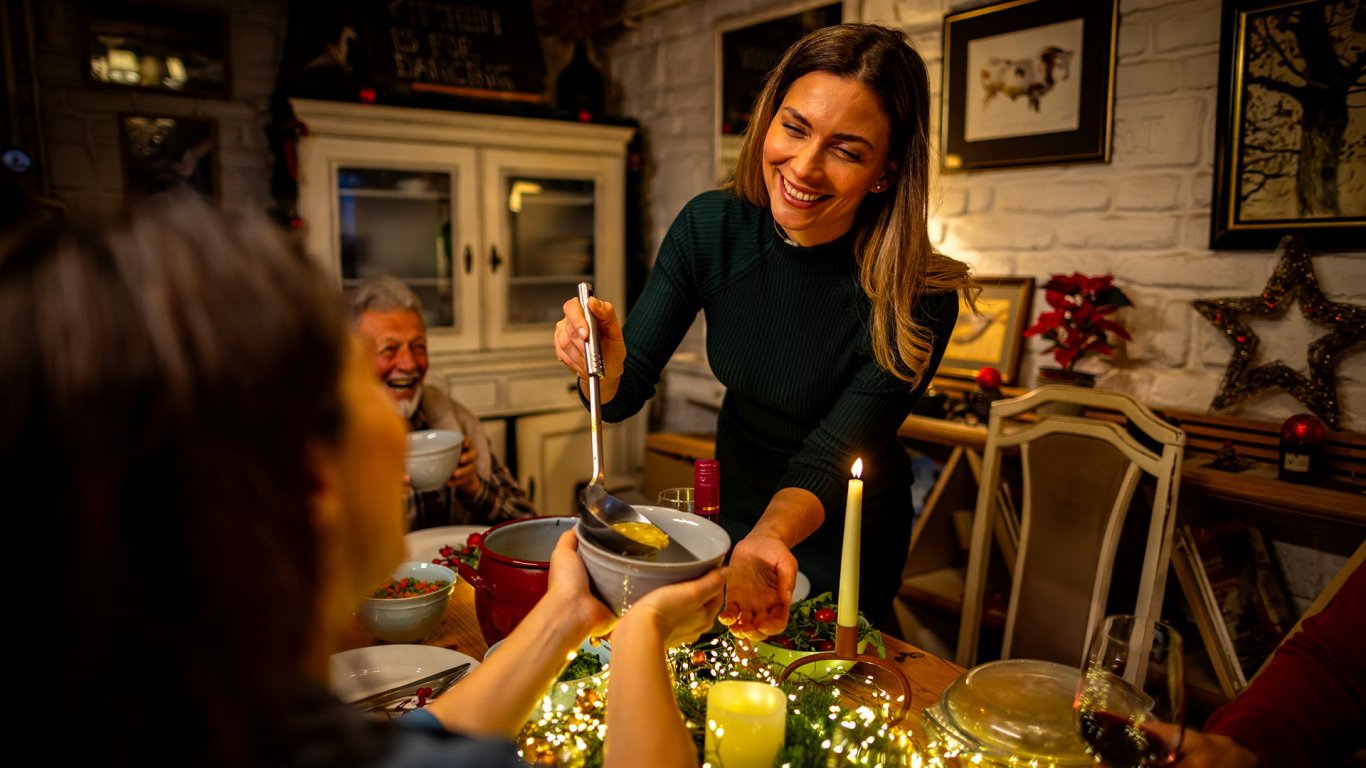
940,0,1118,171
1210,0,1365,250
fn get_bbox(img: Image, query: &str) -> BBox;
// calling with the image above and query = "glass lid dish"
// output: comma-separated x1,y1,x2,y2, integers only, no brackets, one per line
923,658,1096,766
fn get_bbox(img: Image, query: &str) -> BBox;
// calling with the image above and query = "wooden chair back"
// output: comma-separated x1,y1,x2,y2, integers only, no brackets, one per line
957,385,1186,668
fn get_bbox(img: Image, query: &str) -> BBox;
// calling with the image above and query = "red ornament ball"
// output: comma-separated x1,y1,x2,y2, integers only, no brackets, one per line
976,366,1003,389
1281,413,1327,443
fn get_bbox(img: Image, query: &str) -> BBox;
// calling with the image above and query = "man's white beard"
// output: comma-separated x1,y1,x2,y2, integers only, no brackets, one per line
395,383,423,421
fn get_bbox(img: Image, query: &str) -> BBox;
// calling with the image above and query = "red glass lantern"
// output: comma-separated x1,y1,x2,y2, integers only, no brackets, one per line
1279,414,1327,484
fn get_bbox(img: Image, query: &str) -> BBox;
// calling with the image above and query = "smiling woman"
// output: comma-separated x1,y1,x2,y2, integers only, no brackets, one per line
554,23,975,643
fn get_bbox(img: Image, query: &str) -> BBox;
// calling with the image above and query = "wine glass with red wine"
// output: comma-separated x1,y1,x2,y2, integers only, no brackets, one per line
1076,615,1186,767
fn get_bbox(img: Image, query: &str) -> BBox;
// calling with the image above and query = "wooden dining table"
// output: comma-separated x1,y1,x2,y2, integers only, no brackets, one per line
337,578,967,741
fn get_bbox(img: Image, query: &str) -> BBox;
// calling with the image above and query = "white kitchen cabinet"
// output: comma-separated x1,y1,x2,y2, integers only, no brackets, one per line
516,408,644,518
293,99,643,507
293,99,630,353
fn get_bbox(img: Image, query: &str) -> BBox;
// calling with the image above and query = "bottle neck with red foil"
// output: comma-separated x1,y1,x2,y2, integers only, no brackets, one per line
694,458,719,519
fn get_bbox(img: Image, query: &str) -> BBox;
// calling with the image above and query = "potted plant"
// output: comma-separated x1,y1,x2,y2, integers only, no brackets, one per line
1023,272,1132,386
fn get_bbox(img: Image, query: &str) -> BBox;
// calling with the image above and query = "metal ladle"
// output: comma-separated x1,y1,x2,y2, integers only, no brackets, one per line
575,282,668,557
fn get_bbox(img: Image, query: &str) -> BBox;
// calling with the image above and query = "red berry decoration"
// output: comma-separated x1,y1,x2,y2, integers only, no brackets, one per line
814,639,835,651
813,607,837,623
976,366,1002,390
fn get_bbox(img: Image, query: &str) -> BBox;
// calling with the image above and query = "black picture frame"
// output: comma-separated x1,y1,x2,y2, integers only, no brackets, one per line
938,276,1035,385
941,0,1117,172
1210,0,1365,251
119,114,218,203
82,0,230,98
714,1,844,180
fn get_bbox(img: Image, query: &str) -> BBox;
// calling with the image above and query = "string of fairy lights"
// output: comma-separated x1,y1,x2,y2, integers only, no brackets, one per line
513,632,979,768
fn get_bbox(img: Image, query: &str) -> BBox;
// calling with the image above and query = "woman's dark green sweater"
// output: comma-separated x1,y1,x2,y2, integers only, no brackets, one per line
601,190,957,618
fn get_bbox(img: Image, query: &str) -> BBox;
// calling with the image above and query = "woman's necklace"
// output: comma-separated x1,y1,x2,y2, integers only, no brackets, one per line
773,219,801,247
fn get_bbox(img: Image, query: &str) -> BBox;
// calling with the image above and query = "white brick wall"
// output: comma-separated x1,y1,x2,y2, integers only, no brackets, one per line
610,0,1366,433
34,0,286,218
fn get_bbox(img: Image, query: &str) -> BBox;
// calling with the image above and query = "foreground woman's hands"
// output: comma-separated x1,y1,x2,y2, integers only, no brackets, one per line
606,560,724,768
425,530,615,738
1171,727,1258,768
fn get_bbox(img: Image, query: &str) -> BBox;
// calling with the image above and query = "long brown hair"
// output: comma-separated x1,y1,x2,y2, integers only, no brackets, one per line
727,23,973,384
0,194,377,765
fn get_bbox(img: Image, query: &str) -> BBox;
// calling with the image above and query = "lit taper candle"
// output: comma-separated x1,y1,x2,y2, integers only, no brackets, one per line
838,458,863,628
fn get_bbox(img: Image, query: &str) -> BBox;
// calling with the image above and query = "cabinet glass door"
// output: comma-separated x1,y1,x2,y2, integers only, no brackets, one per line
482,150,624,349
338,167,456,328
307,139,480,353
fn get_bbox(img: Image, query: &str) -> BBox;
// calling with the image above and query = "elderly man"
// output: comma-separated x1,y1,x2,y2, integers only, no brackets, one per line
350,276,534,528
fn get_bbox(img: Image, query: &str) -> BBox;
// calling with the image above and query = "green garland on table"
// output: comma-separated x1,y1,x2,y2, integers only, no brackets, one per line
516,632,924,767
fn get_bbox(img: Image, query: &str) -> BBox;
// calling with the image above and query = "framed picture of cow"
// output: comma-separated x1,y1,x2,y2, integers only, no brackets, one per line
941,0,1118,172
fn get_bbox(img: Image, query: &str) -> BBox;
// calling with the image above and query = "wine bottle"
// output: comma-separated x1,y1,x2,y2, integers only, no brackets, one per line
694,458,719,521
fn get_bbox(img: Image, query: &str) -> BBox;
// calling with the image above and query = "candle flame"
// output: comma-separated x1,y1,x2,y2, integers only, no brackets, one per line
851,458,863,478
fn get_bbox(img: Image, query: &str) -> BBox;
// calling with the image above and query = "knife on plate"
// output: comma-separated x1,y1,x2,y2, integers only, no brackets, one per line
349,662,472,713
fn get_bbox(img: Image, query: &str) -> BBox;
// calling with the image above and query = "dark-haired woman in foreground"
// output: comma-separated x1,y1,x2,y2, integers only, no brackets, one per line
1,195,719,767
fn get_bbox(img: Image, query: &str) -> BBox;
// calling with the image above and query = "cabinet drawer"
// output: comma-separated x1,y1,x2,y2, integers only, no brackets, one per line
445,377,499,412
506,374,579,411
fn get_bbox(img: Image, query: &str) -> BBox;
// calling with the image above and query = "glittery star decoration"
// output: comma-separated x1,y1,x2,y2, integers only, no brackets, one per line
1193,235,1365,429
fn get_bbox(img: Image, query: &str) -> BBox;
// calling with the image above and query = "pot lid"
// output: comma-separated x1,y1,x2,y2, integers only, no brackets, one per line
924,658,1095,766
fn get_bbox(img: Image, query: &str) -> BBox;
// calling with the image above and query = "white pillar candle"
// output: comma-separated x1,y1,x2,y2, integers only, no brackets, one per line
704,680,786,768
838,458,863,627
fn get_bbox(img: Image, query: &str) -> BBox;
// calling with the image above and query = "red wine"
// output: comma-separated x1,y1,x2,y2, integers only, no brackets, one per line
1079,710,1174,767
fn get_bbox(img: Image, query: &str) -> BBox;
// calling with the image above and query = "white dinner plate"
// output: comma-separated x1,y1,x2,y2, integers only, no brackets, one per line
792,570,811,604
329,644,480,703
405,525,486,564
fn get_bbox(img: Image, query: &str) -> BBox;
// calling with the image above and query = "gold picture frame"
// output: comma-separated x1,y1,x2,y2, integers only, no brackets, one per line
938,276,1034,384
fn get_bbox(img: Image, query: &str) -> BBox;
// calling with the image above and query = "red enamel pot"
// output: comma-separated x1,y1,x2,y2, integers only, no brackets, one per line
456,516,577,645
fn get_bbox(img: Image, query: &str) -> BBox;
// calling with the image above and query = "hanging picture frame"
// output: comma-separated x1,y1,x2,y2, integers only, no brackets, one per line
83,0,230,98
940,0,1118,172
1209,0,1365,251
938,276,1035,385
119,114,219,202
714,0,848,182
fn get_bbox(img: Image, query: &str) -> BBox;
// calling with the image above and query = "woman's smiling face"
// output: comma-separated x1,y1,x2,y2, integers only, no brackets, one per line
762,71,895,247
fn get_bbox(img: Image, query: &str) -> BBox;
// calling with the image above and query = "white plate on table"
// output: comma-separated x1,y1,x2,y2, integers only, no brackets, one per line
330,644,480,703
791,570,811,604
405,525,485,565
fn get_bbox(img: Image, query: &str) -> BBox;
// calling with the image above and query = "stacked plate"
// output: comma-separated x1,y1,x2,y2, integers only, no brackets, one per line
922,658,1095,766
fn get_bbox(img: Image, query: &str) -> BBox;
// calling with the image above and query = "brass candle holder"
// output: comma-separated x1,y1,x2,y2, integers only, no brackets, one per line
777,623,914,723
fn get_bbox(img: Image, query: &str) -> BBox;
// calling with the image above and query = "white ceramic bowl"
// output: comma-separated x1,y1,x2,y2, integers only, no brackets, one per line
357,562,456,643
576,505,730,615
406,429,463,492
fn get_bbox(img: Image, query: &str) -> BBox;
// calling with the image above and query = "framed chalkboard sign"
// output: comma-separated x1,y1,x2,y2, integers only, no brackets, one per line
365,0,546,103
714,1,844,181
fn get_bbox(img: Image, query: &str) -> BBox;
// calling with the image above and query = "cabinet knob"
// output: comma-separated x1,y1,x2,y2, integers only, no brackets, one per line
463,245,473,274
490,245,503,272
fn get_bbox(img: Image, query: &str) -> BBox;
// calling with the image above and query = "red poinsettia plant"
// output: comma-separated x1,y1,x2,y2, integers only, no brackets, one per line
1023,272,1133,371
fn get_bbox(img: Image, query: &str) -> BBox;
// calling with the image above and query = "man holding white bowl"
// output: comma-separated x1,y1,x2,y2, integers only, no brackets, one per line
350,276,535,529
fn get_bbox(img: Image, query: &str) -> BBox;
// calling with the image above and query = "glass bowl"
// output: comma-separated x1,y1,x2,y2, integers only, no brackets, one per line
922,658,1094,766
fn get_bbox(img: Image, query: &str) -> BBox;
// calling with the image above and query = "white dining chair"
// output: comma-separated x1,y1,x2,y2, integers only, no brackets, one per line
957,384,1187,668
